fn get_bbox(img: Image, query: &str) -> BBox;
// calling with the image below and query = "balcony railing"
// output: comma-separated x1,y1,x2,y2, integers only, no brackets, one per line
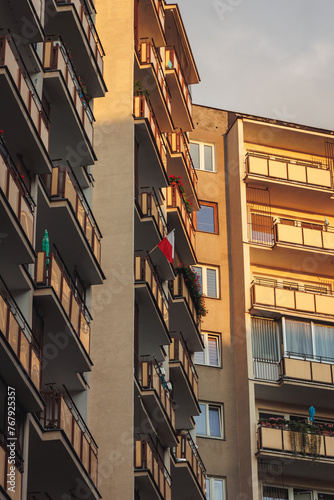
41,165,102,265
134,435,171,500
246,151,332,189
0,429,23,500
170,336,199,399
133,94,167,169
274,217,334,251
136,39,172,115
0,277,41,391
55,0,104,75
251,277,334,319
172,433,206,493
0,34,50,148
155,0,165,29
257,424,334,460
35,251,91,355
0,138,34,245
39,389,98,485
43,36,94,146
165,47,192,116
140,361,175,429
169,273,199,326
135,187,167,239
166,185,196,249
167,131,198,192
134,255,169,326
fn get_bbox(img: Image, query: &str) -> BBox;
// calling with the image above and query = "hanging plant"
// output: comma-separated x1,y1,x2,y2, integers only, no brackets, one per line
176,263,208,320
169,175,193,214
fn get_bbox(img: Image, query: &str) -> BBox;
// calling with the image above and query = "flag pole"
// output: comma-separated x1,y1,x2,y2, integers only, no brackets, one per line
148,229,175,256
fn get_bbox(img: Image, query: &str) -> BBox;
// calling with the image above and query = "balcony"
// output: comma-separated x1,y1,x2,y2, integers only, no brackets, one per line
133,94,168,190
39,164,103,285
135,39,174,132
0,34,51,174
34,251,92,389
43,37,95,166
45,0,106,97
0,429,23,500
166,185,196,265
257,424,334,482
168,272,202,351
134,435,171,500
250,278,334,321
28,389,99,499
166,131,199,210
0,137,35,290
0,0,44,43
138,361,177,447
134,255,170,360
171,433,206,500
0,278,43,413
165,47,193,131
136,0,165,47
169,336,200,429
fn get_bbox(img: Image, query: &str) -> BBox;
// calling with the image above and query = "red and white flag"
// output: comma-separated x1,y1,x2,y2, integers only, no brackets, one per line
158,230,175,263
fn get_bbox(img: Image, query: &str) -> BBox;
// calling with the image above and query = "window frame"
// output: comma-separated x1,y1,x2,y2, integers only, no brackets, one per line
194,332,222,367
206,476,226,500
194,201,219,234
195,402,224,439
192,264,220,299
190,140,216,172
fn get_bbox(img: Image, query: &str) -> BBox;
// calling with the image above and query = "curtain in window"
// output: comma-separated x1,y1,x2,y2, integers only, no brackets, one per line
209,406,221,437
252,318,279,361
214,480,224,500
208,336,219,366
314,324,334,360
285,319,312,356
207,269,217,297
206,479,211,500
195,404,207,435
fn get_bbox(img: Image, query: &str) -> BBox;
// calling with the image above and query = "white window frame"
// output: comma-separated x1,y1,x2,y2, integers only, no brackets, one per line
195,332,221,367
190,140,216,172
196,402,224,439
206,477,226,500
192,265,219,298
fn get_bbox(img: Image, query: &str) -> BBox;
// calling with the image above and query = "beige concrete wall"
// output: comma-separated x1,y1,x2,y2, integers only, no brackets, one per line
89,1,135,499
190,105,240,500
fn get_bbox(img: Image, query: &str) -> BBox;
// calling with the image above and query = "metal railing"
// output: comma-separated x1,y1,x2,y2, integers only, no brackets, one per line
172,433,206,493
170,336,199,398
165,46,192,115
166,131,198,192
39,388,98,485
135,187,167,239
0,137,35,244
35,251,91,355
40,165,102,265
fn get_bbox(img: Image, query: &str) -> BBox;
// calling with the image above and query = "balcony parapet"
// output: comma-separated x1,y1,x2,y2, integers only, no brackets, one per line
41,165,102,266
166,184,196,250
169,272,200,327
0,277,41,391
55,0,104,76
135,187,167,239
165,47,192,116
134,434,171,500
39,388,98,485
0,137,34,245
166,131,198,198
0,33,50,149
246,151,332,189
134,93,167,169
170,336,198,399
172,433,206,493
43,36,94,146
0,428,23,499
35,251,91,355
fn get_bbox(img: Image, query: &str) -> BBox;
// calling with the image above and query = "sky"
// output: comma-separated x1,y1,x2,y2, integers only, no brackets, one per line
177,0,334,130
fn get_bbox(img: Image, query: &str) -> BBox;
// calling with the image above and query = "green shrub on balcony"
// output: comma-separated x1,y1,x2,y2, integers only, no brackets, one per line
176,263,208,320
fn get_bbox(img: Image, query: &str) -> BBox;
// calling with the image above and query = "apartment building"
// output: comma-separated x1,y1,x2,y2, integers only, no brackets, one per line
0,0,106,498
89,0,207,499
190,104,334,500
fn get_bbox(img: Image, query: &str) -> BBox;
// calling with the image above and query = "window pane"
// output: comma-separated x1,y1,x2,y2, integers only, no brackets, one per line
190,142,200,170
206,269,217,297
214,480,224,500
206,478,210,500
204,145,213,171
194,349,205,364
197,205,215,233
195,404,207,435
313,323,334,360
208,336,219,366
209,406,221,437
285,319,312,357
192,266,203,293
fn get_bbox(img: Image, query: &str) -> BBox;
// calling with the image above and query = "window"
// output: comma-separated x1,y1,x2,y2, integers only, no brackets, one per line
192,265,219,298
196,202,218,233
206,477,226,500
195,403,223,438
190,141,216,172
194,332,221,366
283,318,334,361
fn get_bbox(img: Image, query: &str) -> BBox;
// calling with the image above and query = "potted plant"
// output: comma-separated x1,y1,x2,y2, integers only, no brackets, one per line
134,80,150,98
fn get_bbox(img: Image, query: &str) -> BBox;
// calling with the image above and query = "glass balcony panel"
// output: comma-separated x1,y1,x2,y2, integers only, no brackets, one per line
85,218,93,246
0,157,6,191
70,297,80,333
60,399,73,440
77,200,86,230
8,311,19,355
19,333,30,372
90,449,98,484
72,418,81,457
64,173,77,211
7,468,21,500
82,434,90,472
